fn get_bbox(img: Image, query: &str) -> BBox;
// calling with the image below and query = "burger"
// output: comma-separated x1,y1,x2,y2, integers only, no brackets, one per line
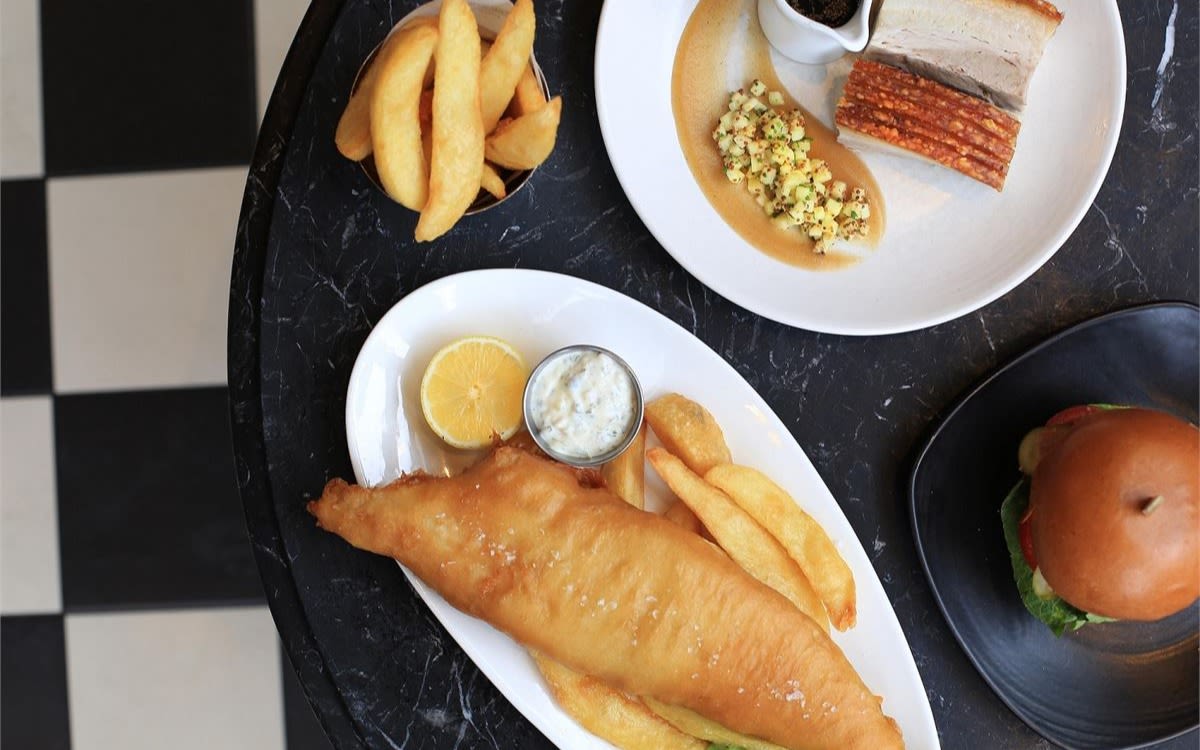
1001,405,1199,635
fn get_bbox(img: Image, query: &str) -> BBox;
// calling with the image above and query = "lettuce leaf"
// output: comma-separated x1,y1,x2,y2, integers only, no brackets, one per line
999,480,1114,636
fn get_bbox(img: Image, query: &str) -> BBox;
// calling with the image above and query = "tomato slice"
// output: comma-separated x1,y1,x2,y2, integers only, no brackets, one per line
1018,512,1037,569
1045,404,1102,427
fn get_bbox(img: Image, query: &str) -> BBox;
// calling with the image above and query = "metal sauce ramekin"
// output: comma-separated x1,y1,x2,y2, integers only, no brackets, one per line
522,345,644,468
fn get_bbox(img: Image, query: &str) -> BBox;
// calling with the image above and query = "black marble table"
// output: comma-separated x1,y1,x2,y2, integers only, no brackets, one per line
228,1,1199,747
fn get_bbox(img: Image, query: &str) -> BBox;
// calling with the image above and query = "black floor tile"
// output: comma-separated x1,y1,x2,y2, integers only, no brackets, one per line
281,642,335,750
55,387,263,609
1,615,71,750
40,0,257,176
1,179,53,396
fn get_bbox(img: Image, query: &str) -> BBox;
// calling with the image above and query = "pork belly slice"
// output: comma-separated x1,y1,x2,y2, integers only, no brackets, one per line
835,59,1021,190
865,0,1063,112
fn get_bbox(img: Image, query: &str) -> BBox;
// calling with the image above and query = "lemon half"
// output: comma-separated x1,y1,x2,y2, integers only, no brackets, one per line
419,336,529,449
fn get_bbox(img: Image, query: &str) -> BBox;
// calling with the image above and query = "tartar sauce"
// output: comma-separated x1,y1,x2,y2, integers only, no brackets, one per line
527,348,639,460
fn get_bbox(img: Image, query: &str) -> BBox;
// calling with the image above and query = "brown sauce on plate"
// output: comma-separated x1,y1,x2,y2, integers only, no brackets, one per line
671,0,883,270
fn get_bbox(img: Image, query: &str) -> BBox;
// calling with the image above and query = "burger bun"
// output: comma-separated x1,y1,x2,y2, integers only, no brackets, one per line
1030,408,1199,621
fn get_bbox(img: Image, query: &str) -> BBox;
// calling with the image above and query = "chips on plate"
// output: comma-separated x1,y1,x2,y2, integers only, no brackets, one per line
707,463,857,630
647,447,829,631
644,393,732,476
601,421,646,509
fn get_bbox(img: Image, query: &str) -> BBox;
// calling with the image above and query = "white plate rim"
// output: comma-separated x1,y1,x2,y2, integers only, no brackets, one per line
343,268,941,749
594,0,1127,336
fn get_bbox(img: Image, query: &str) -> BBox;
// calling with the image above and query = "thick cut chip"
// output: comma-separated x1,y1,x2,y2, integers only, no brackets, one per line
479,162,507,200
601,422,646,509
534,655,706,750
484,96,562,170
510,63,547,116
335,52,383,160
647,448,829,631
479,0,536,133
415,0,484,242
706,464,857,630
336,18,438,161
643,698,788,750
644,394,731,476
335,65,376,160
369,25,438,211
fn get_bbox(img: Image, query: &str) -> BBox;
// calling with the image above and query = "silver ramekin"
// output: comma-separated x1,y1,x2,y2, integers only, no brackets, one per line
522,344,644,468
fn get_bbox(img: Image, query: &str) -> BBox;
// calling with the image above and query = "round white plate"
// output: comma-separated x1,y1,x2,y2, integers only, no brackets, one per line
345,269,940,749
595,0,1125,335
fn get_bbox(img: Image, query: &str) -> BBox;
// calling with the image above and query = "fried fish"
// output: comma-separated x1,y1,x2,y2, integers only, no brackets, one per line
309,447,903,750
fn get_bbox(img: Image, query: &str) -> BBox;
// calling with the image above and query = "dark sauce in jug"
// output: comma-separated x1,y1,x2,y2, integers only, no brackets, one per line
786,0,858,28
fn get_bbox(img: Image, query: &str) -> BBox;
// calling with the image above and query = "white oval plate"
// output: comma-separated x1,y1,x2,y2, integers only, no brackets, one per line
345,269,940,749
595,0,1125,335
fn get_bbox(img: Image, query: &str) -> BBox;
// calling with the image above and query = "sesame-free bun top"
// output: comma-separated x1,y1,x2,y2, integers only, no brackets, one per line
1030,408,1199,620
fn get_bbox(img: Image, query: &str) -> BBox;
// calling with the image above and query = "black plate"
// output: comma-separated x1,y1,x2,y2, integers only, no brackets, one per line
909,302,1200,750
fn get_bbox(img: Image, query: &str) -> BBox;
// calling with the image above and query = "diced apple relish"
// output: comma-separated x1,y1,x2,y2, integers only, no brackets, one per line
713,80,869,254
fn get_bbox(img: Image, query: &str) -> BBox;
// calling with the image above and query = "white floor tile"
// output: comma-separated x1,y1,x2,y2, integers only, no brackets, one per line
0,0,44,178
0,396,61,614
255,0,312,120
65,606,285,750
47,167,246,393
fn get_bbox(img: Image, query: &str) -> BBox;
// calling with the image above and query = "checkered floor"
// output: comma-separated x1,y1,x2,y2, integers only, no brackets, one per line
0,0,334,747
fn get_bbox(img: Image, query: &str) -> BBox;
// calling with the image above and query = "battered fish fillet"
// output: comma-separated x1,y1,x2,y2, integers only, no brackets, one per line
309,448,903,750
